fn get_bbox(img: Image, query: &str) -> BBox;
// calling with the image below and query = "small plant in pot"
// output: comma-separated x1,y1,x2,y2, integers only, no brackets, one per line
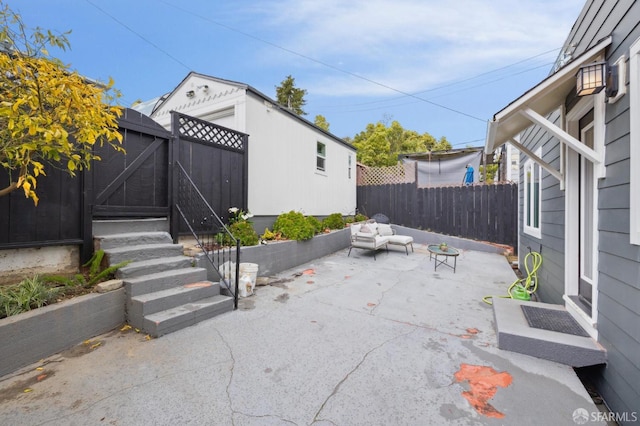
439,242,448,252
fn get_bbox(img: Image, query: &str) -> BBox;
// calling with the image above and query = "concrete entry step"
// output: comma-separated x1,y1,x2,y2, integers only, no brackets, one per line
117,256,196,280
144,295,234,337
129,281,221,318
103,243,184,264
492,298,607,367
123,267,208,297
93,218,169,236
95,231,173,251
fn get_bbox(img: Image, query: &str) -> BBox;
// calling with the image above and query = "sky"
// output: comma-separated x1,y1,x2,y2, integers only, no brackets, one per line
13,0,586,148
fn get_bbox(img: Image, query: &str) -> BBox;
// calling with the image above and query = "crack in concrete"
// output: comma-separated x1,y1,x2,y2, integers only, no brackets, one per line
369,275,403,315
233,411,299,425
212,326,237,426
311,328,417,424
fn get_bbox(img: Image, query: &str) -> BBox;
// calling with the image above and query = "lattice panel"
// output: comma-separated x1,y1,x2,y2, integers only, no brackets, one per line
178,115,245,151
357,162,416,186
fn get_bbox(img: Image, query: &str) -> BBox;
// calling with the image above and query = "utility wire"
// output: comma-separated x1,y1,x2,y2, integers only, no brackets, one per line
84,0,193,72
156,0,486,123
85,0,558,130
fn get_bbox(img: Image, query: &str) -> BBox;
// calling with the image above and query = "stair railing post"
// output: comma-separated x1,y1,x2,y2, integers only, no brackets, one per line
170,112,180,243
234,240,240,309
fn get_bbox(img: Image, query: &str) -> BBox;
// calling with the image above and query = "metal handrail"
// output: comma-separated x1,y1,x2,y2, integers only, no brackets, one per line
175,162,240,309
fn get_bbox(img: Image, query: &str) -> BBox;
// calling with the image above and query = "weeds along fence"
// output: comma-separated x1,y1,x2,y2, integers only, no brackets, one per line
357,182,518,249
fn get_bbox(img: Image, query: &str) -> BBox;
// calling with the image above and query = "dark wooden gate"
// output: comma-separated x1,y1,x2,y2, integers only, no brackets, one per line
92,108,171,218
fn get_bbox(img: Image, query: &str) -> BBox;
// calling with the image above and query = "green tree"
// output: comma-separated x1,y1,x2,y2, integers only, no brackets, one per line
352,123,395,166
275,75,307,116
0,3,124,205
314,114,329,131
351,120,451,166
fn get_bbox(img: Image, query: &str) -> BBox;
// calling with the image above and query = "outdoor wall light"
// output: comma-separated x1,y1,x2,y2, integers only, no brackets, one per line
186,90,195,98
576,61,618,98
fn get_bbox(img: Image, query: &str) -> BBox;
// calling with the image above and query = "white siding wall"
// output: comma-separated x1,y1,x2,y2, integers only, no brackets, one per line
148,74,357,218
245,94,356,216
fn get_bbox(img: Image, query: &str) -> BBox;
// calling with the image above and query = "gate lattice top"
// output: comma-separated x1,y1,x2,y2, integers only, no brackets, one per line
177,114,245,152
357,162,416,186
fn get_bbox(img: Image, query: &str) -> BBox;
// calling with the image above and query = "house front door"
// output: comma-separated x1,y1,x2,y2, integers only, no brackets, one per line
576,110,595,316
564,101,600,339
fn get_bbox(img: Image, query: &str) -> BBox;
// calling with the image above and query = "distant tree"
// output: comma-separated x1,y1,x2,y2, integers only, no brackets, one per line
352,123,395,166
0,3,124,205
351,120,451,166
314,114,330,131
275,75,307,116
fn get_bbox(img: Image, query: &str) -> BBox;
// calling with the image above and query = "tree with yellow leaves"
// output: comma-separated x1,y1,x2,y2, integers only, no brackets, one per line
0,2,124,205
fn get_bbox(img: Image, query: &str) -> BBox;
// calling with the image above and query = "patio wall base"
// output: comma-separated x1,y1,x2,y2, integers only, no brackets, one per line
0,289,125,378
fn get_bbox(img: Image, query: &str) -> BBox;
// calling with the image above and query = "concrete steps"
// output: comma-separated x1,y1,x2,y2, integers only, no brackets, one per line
94,231,234,337
144,295,234,337
492,298,607,367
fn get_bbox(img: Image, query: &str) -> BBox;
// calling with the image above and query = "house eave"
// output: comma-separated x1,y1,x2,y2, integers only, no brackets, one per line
484,36,612,155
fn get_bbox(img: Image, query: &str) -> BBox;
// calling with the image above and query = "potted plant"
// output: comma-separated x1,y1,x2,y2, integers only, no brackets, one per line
439,242,448,252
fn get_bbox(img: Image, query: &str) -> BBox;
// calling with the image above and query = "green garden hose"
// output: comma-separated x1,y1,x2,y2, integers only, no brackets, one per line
483,250,542,305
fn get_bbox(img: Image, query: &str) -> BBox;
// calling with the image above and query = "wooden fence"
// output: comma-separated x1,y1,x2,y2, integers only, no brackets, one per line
357,182,518,248
0,109,248,262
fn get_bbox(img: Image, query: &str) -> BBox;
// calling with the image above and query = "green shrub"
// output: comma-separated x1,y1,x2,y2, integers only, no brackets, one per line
306,215,323,234
354,213,368,222
0,276,60,319
230,221,259,246
273,211,316,241
45,250,130,289
322,213,345,230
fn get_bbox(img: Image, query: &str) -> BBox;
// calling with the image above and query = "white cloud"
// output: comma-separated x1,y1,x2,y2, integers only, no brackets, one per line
253,0,585,96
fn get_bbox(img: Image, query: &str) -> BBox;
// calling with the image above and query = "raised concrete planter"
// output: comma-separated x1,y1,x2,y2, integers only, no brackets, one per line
196,228,351,278
0,289,125,378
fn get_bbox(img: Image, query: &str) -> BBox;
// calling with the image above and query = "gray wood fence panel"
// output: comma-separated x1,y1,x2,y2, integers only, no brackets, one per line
357,183,517,248
0,161,83,247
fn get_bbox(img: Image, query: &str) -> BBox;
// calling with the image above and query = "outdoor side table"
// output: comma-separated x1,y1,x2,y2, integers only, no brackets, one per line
427,245,460,273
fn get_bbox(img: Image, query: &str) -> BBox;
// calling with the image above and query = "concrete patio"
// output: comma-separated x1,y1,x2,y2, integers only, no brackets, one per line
0,243,606,425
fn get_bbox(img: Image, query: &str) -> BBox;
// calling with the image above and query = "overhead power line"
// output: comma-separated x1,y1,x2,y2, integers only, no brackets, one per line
154,0,486,123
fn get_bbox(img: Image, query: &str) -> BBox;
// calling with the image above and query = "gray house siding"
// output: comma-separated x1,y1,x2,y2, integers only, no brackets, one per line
516,0,640,417
518,111,566,305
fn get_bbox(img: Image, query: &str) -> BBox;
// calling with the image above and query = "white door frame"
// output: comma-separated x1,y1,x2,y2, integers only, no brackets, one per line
563,95,604,339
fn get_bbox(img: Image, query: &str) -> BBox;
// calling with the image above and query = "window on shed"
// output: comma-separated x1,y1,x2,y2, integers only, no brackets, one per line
630,37,640,245
523,148,542,239
317,142,326,172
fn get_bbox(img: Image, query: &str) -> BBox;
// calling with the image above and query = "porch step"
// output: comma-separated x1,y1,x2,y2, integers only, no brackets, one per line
144,295,234,337
103,243,184,265
93,218,169,236
117,256,196,280
123,268,208,297
95,231,173,251
492,298,607,367
129,281,221,320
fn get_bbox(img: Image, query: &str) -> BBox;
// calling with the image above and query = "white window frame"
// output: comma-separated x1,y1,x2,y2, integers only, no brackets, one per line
316,142,326,172
523,147,542,239
630,37,640,245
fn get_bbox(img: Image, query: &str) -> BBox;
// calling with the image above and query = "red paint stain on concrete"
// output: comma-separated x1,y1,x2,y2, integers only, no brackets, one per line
184,282,211,288
302,269,315,275
454,364,513,419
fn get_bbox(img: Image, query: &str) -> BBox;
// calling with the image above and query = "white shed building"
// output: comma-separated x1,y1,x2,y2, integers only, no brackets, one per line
135,72,357,229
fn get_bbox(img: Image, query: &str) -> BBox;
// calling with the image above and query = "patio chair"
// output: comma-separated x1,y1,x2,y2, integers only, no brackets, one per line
348,222,390,260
